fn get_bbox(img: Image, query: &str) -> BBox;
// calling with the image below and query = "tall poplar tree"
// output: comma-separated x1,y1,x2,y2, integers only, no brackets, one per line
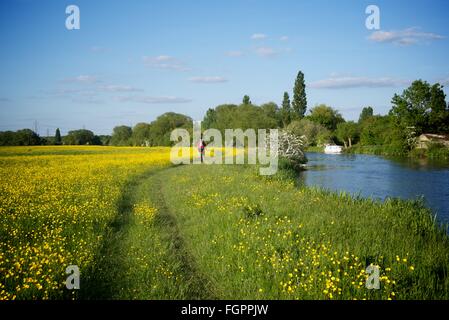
292,71,307,119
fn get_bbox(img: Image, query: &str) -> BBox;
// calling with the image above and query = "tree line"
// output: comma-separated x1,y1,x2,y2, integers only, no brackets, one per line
1,72,448,152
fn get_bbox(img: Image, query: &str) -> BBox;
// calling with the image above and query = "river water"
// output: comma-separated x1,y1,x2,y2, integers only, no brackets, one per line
299,152,449,224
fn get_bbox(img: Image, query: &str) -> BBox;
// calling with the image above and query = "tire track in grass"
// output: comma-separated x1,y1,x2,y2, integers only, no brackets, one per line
79,169,156,299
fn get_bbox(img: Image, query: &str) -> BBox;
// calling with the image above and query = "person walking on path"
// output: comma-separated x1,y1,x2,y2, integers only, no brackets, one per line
197,138,206,163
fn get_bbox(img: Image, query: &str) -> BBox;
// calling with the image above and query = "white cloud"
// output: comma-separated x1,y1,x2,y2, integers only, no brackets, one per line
116,95,192,104
280,36,289,41
251,33,267,40
368,27,445,45
97,85,143,92
226,50,244,57
142,55,190,71
188,76,228,83
62,75,99,84
255,47,277,57
309,76,411,89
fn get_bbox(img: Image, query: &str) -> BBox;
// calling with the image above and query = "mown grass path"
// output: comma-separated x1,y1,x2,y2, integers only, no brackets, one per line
80,166,215,299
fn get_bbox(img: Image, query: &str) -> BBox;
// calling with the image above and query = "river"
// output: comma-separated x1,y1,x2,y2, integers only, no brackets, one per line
299,152,449,224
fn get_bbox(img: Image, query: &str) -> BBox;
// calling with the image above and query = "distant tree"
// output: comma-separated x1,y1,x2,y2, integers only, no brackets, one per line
336,121,359,148
202,108,218,129
97,135,111,146
55,128,62,145
429,83,449,133
132,123,152,146
111,126,133,146
202,102,280,141
242,95,251,105
358,106,374,123
390,80,448,134
280,92,292,127
0,131,15,146
149,112,193,146
0,129,41,146
260,102,282,127
292,71,307,119
307,104,345,131
63,129,97,145
286,119,331,146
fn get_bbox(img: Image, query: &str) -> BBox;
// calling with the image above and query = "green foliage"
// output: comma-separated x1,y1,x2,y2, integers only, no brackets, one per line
429,84,449,133
390,80,449,134
358,106,374,123
55,128,62,145
131,123,152,146
336,121,359,148
202,102,279,135
292,71,307,119
202,108,217,129
242,95,251,105
63,129,101,145
307,104,344,131
111,126,133,146
148,112,193,146
260,102,282,127
0,129,42,146
97,135,111,146
286,119,331,146
280,92,292,127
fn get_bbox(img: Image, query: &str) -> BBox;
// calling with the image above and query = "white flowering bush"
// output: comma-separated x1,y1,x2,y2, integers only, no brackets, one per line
265,130,307,171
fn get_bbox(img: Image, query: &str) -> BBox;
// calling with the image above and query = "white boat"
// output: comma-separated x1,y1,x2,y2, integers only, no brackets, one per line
324,145,343,154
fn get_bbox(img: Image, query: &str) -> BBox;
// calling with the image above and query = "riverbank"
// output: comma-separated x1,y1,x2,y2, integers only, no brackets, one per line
155,164,449,299
306,145,449,161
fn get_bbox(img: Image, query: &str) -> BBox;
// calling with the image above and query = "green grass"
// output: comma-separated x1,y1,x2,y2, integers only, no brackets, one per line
140,164,449,300
79,167,213,299
348,144,449,161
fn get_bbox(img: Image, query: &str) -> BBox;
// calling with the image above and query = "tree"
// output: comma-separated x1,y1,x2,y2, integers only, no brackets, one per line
0,129,41,146
242,95,251,105
55,128,62,145
429,83,449,133
63,129,98,145
292,71,307,119
359,106,374,123
280,92,292,127
389,80,448,134
286,119,331,146
336,121,359,148
202,108,218,129
260,102,282,127
132,123,152,146
149,112,193,146
110,126,133,146
307,104,344,131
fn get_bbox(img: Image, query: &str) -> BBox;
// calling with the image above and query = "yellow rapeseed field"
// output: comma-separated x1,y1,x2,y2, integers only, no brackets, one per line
0,146,171,299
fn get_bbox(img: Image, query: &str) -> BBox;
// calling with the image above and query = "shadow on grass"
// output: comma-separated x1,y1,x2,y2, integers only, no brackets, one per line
79,166,215,299
79,171,153,299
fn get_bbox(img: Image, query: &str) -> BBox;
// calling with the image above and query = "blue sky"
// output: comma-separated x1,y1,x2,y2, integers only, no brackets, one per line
1,0,448,135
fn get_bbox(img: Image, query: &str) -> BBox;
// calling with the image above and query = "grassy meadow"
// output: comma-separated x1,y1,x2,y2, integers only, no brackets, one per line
1,146,448,300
